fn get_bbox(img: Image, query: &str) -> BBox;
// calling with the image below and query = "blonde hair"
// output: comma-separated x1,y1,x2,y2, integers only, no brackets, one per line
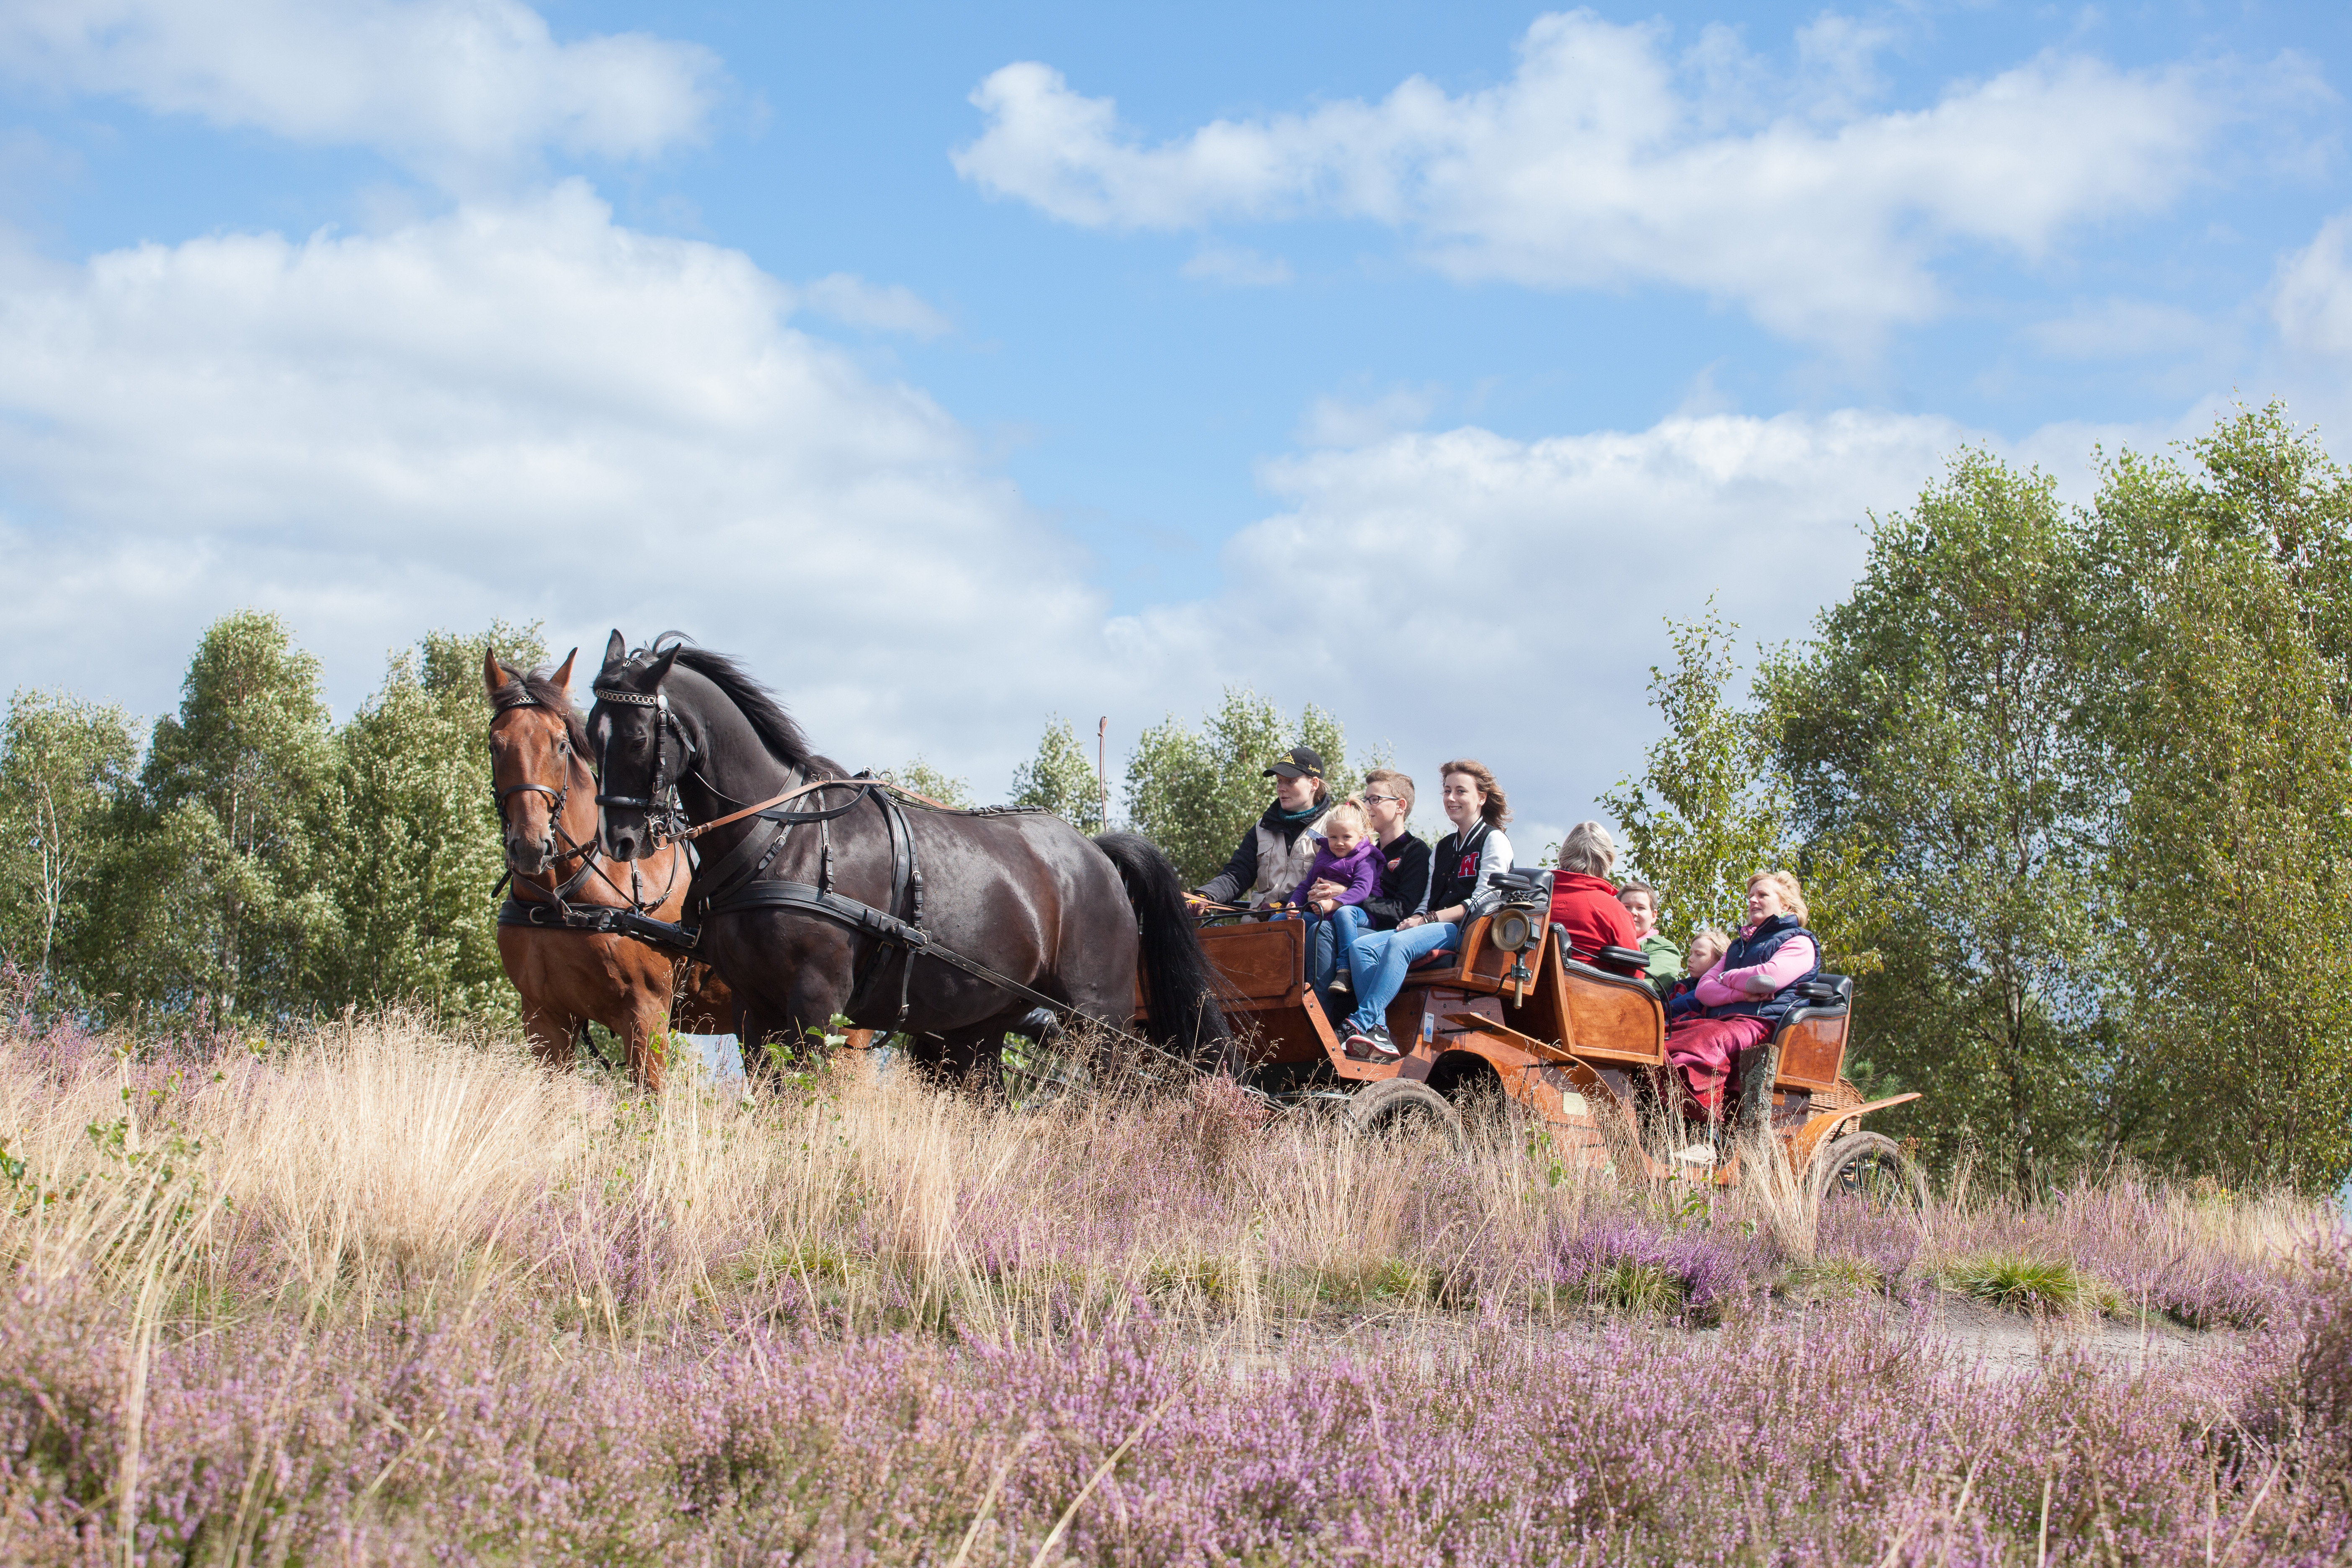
1688,927,1732,970
1559,820,1617,877
1362,767,1415,813
1438,758,1510,828
1747,869,1810,925
1320,797,1369,841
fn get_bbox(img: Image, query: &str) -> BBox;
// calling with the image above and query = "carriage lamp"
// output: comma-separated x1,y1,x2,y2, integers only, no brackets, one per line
1489,907,1540,990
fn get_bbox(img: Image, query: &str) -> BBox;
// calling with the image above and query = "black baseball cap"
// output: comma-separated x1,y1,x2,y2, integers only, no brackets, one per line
1264,745,1325,780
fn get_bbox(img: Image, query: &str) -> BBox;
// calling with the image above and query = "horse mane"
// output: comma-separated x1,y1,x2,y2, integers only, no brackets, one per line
616,637,815,769
671,647,815,767
489,660,590,753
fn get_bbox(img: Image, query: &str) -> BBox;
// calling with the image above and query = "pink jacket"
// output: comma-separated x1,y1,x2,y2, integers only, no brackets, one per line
1692,927,1819,1009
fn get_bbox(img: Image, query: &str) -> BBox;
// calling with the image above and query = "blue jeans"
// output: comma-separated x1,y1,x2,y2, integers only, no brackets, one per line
1309,905,1374,991
1345,920,1460,1037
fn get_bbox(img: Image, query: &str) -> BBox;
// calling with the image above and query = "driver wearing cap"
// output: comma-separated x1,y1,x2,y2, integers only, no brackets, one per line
1189,746,1335,912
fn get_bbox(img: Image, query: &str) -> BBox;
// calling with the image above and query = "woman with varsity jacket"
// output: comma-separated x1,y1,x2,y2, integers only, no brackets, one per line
1338,759,1514,1059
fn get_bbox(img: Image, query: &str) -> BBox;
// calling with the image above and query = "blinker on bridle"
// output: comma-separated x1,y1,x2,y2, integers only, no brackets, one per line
592,680,694,843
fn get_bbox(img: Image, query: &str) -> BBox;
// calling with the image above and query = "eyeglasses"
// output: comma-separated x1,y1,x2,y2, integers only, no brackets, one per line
1363,794,1403,805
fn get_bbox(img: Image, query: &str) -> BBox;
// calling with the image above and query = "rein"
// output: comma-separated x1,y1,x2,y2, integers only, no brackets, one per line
677,775,978,841
584,663,1232,1084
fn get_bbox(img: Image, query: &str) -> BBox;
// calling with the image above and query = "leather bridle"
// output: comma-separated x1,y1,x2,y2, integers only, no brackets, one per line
490,689,677,917
591,684,694,846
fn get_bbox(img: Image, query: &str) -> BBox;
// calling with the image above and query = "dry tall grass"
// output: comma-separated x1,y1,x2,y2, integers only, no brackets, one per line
0,1012,2327,1346
0,1013,2342,1562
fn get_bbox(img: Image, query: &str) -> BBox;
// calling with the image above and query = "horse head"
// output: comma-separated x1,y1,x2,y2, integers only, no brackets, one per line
588,629,691,862
483,646,583,875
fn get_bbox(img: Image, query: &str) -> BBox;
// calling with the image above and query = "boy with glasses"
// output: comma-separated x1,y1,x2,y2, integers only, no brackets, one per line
1305,769,1429,1008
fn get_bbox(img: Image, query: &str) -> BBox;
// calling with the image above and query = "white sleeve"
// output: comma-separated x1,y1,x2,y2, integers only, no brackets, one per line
1460,831,1514,918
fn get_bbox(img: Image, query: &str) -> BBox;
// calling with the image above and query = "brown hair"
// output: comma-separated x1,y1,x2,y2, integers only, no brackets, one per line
1362,767,1415,813
1439,759,1510,828
1746,869,1810,925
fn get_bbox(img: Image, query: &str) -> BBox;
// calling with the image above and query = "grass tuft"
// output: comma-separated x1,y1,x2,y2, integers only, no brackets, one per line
1585,1259,1688,1315
1944,1252,2115,1316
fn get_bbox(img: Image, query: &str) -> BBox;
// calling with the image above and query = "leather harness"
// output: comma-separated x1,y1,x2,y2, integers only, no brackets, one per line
585,675,1091,1034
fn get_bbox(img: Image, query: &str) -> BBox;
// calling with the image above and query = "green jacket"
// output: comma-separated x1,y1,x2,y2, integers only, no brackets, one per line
1639,931,1684,995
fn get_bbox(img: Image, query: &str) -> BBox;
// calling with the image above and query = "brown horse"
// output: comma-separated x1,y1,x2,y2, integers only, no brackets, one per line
484,648,733,1086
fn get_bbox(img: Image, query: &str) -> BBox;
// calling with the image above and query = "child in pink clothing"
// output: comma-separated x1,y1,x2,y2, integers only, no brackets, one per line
1665,872,1820,1127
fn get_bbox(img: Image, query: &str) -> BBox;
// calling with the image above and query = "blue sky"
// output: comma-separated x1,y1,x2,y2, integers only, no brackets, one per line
5,0,2352,850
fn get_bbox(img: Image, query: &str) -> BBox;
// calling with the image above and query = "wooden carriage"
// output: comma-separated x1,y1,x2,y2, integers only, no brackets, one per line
1181,880,1924,1202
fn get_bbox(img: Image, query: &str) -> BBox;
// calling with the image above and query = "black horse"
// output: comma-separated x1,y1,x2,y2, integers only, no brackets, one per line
586,632,1228,1083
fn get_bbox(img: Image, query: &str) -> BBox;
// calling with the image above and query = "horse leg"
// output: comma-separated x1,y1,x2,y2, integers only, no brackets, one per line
620,978,671,1091
738,968,852,1091
520,998,577,1071
918,1013,1023,1096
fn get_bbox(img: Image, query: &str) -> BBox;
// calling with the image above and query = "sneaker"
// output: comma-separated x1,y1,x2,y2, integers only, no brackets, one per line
1362,1026,1401,1059
1328,972,1353,995
1671,1139,1722,1167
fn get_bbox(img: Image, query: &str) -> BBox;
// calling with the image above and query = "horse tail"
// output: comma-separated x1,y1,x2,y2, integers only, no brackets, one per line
1091,831,1232,1068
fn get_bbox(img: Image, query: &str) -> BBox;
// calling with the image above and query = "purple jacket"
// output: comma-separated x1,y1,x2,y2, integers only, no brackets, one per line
1295,837,1382,908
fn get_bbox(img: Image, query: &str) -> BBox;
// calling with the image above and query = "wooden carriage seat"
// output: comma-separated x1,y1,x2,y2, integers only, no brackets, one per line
1548,943,1666,1067
1728,974,1854,1130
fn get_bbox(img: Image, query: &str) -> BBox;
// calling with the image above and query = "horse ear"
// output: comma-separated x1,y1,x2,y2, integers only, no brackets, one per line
481,645,505,701
648,642,683,689
549,647,578,699
603,629,627,669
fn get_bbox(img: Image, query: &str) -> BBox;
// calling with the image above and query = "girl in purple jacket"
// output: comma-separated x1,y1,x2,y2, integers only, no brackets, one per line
1295,799,1382,1011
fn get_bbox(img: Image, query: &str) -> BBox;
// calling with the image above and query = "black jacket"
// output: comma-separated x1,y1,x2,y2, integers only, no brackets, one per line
1361,833,1431,930
1195,801,1327,904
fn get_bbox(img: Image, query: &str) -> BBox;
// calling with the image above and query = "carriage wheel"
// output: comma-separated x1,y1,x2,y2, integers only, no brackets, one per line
1810,1130,1929,1216
1346,1078,1464,1149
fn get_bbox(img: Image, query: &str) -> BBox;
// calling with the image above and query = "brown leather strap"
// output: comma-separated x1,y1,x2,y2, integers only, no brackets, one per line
680,776,968,841
679,776,836,841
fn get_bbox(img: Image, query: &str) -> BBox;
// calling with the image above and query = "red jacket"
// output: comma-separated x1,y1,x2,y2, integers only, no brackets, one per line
1548,872,1643,969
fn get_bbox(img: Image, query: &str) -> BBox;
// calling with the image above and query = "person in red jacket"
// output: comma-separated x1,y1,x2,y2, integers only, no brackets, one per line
1547,820,1643,973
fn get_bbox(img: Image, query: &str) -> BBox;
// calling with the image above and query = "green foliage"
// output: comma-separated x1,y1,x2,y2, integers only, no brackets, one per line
879,757,973,809
0,691,139,997
315,623,547,1019
1762,452,2110,1187
1123,688,1354,885
1602,603,1787,948
1008,716,1104,830
99,611,340,1021
2084,406,2352,1188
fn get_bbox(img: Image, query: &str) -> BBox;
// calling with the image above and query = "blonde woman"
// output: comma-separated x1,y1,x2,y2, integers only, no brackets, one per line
1665,871,1820,1125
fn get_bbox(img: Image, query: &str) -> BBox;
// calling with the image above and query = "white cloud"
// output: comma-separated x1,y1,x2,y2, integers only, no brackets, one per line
0,179,2165,826
1110,407,1989,823
2275,213,2352,359
1179,244,1292,287
0,184,1163,786
0,0,719,187
954,12,2231,350
794,273,952,338
1295,385,1441,448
